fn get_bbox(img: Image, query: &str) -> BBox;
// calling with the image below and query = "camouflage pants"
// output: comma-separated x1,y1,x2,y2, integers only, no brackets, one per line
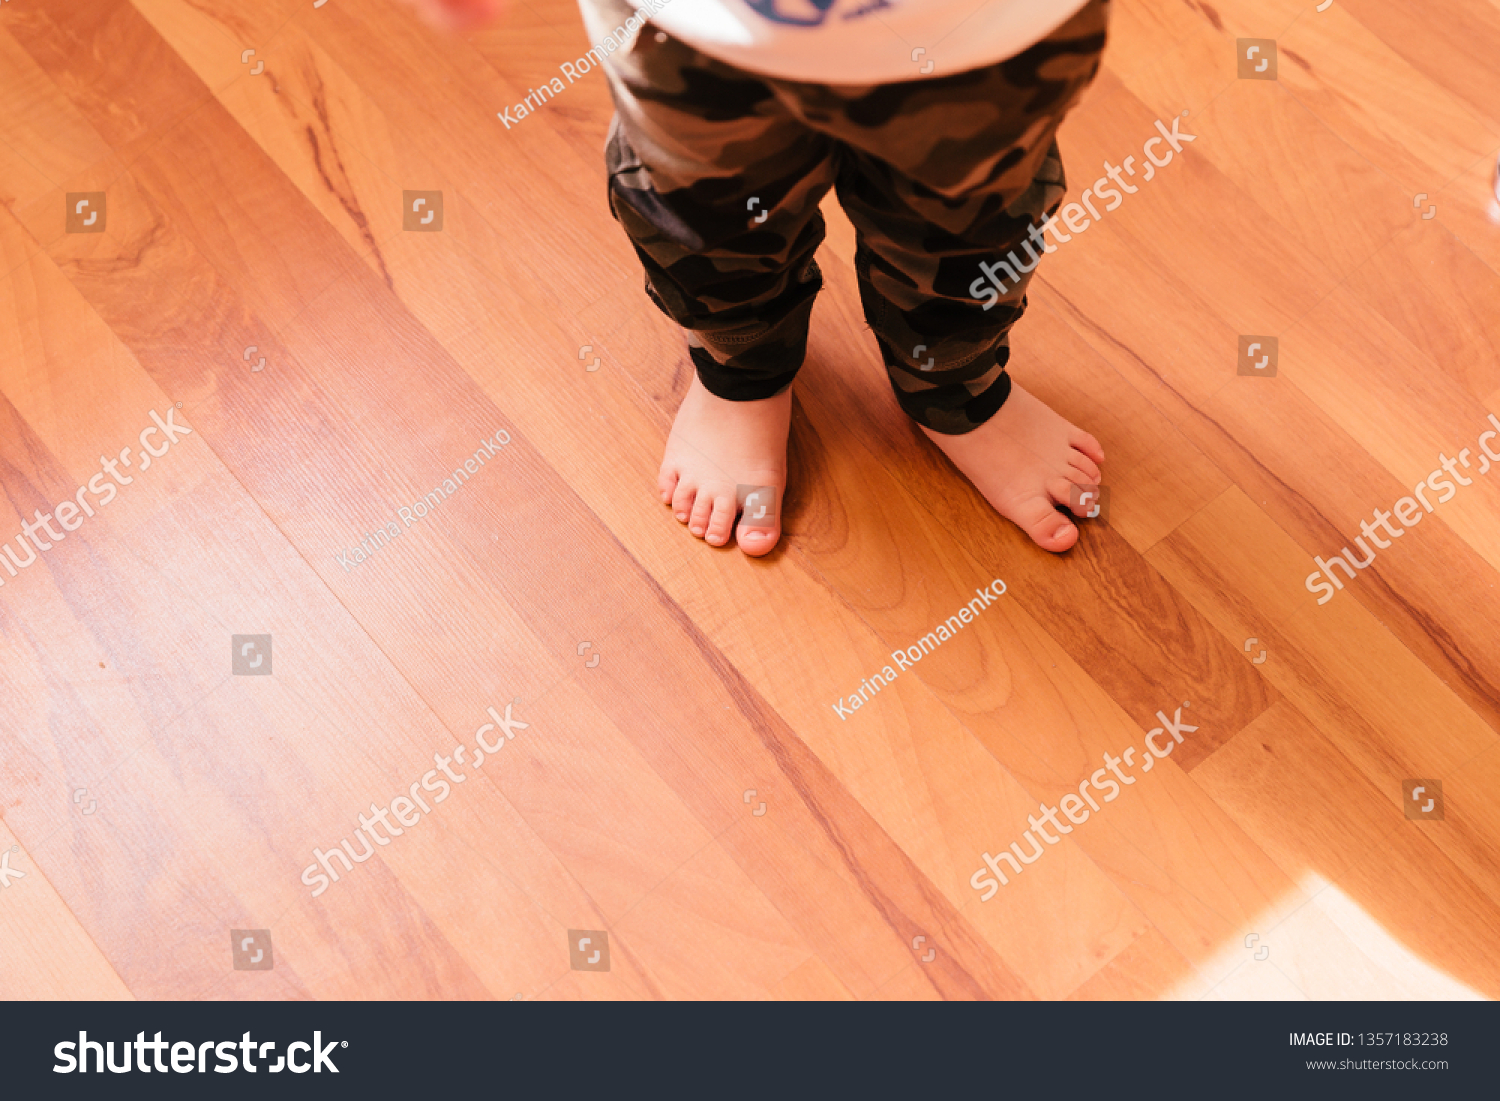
591,0,1110,434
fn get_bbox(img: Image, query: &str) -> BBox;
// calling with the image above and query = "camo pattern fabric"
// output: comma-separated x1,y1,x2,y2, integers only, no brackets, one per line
590,0,1110,433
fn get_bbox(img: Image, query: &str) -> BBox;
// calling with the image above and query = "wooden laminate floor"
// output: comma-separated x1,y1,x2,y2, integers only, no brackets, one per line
2,0,1500,1000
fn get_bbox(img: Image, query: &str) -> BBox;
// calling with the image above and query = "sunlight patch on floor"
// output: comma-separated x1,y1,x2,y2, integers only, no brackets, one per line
1170,874,1488,1000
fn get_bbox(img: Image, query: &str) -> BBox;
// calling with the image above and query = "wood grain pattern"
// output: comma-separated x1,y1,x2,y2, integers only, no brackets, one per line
1,0,1497,1000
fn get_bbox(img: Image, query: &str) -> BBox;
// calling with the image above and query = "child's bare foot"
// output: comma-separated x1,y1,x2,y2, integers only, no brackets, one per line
658,373,791,556
921,381,1105,553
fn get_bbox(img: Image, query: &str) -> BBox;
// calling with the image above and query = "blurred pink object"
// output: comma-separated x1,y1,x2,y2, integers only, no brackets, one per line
398,0,506,32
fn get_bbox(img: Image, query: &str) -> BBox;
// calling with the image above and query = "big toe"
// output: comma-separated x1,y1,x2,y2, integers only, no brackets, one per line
1011,495,1079,553
735,521,781,557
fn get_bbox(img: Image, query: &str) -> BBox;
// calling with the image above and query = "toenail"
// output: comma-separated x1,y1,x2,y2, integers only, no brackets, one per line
676,512,687,521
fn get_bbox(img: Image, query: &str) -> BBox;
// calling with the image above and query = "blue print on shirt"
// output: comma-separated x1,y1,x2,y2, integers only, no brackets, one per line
742,0,896,27
743,0,838,27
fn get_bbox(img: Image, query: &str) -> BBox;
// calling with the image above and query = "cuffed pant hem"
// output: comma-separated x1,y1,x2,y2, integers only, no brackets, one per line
905,370,1014,435
690,342,801,401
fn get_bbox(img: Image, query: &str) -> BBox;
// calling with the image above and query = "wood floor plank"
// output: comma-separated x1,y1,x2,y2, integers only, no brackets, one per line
1150,487,1500,907
0,28,116,206
2,1,218,165
0,819,134,1000
128,0,304,96
579,592,1039,1000
1275,4,1500,196
1120,0,1500,204
1339,222,1500,409
1335,0,1500,131
1284,278,1500,574
1095,0,1233,123
1042,170,1500,743
1192,701,1500,996
1181,381,1500,732
607,833,830,1001
1430,152,1500,278
873,960,947,1000
1442,742,1500,930
0,429,566,1002
298,0,639,307
1188,79,1409,281
1066,926,1204,1000
0,435,641,1004
462,0,624,170
1048,67,1340,407
1241,897,1480,1000
771,955,858,1001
